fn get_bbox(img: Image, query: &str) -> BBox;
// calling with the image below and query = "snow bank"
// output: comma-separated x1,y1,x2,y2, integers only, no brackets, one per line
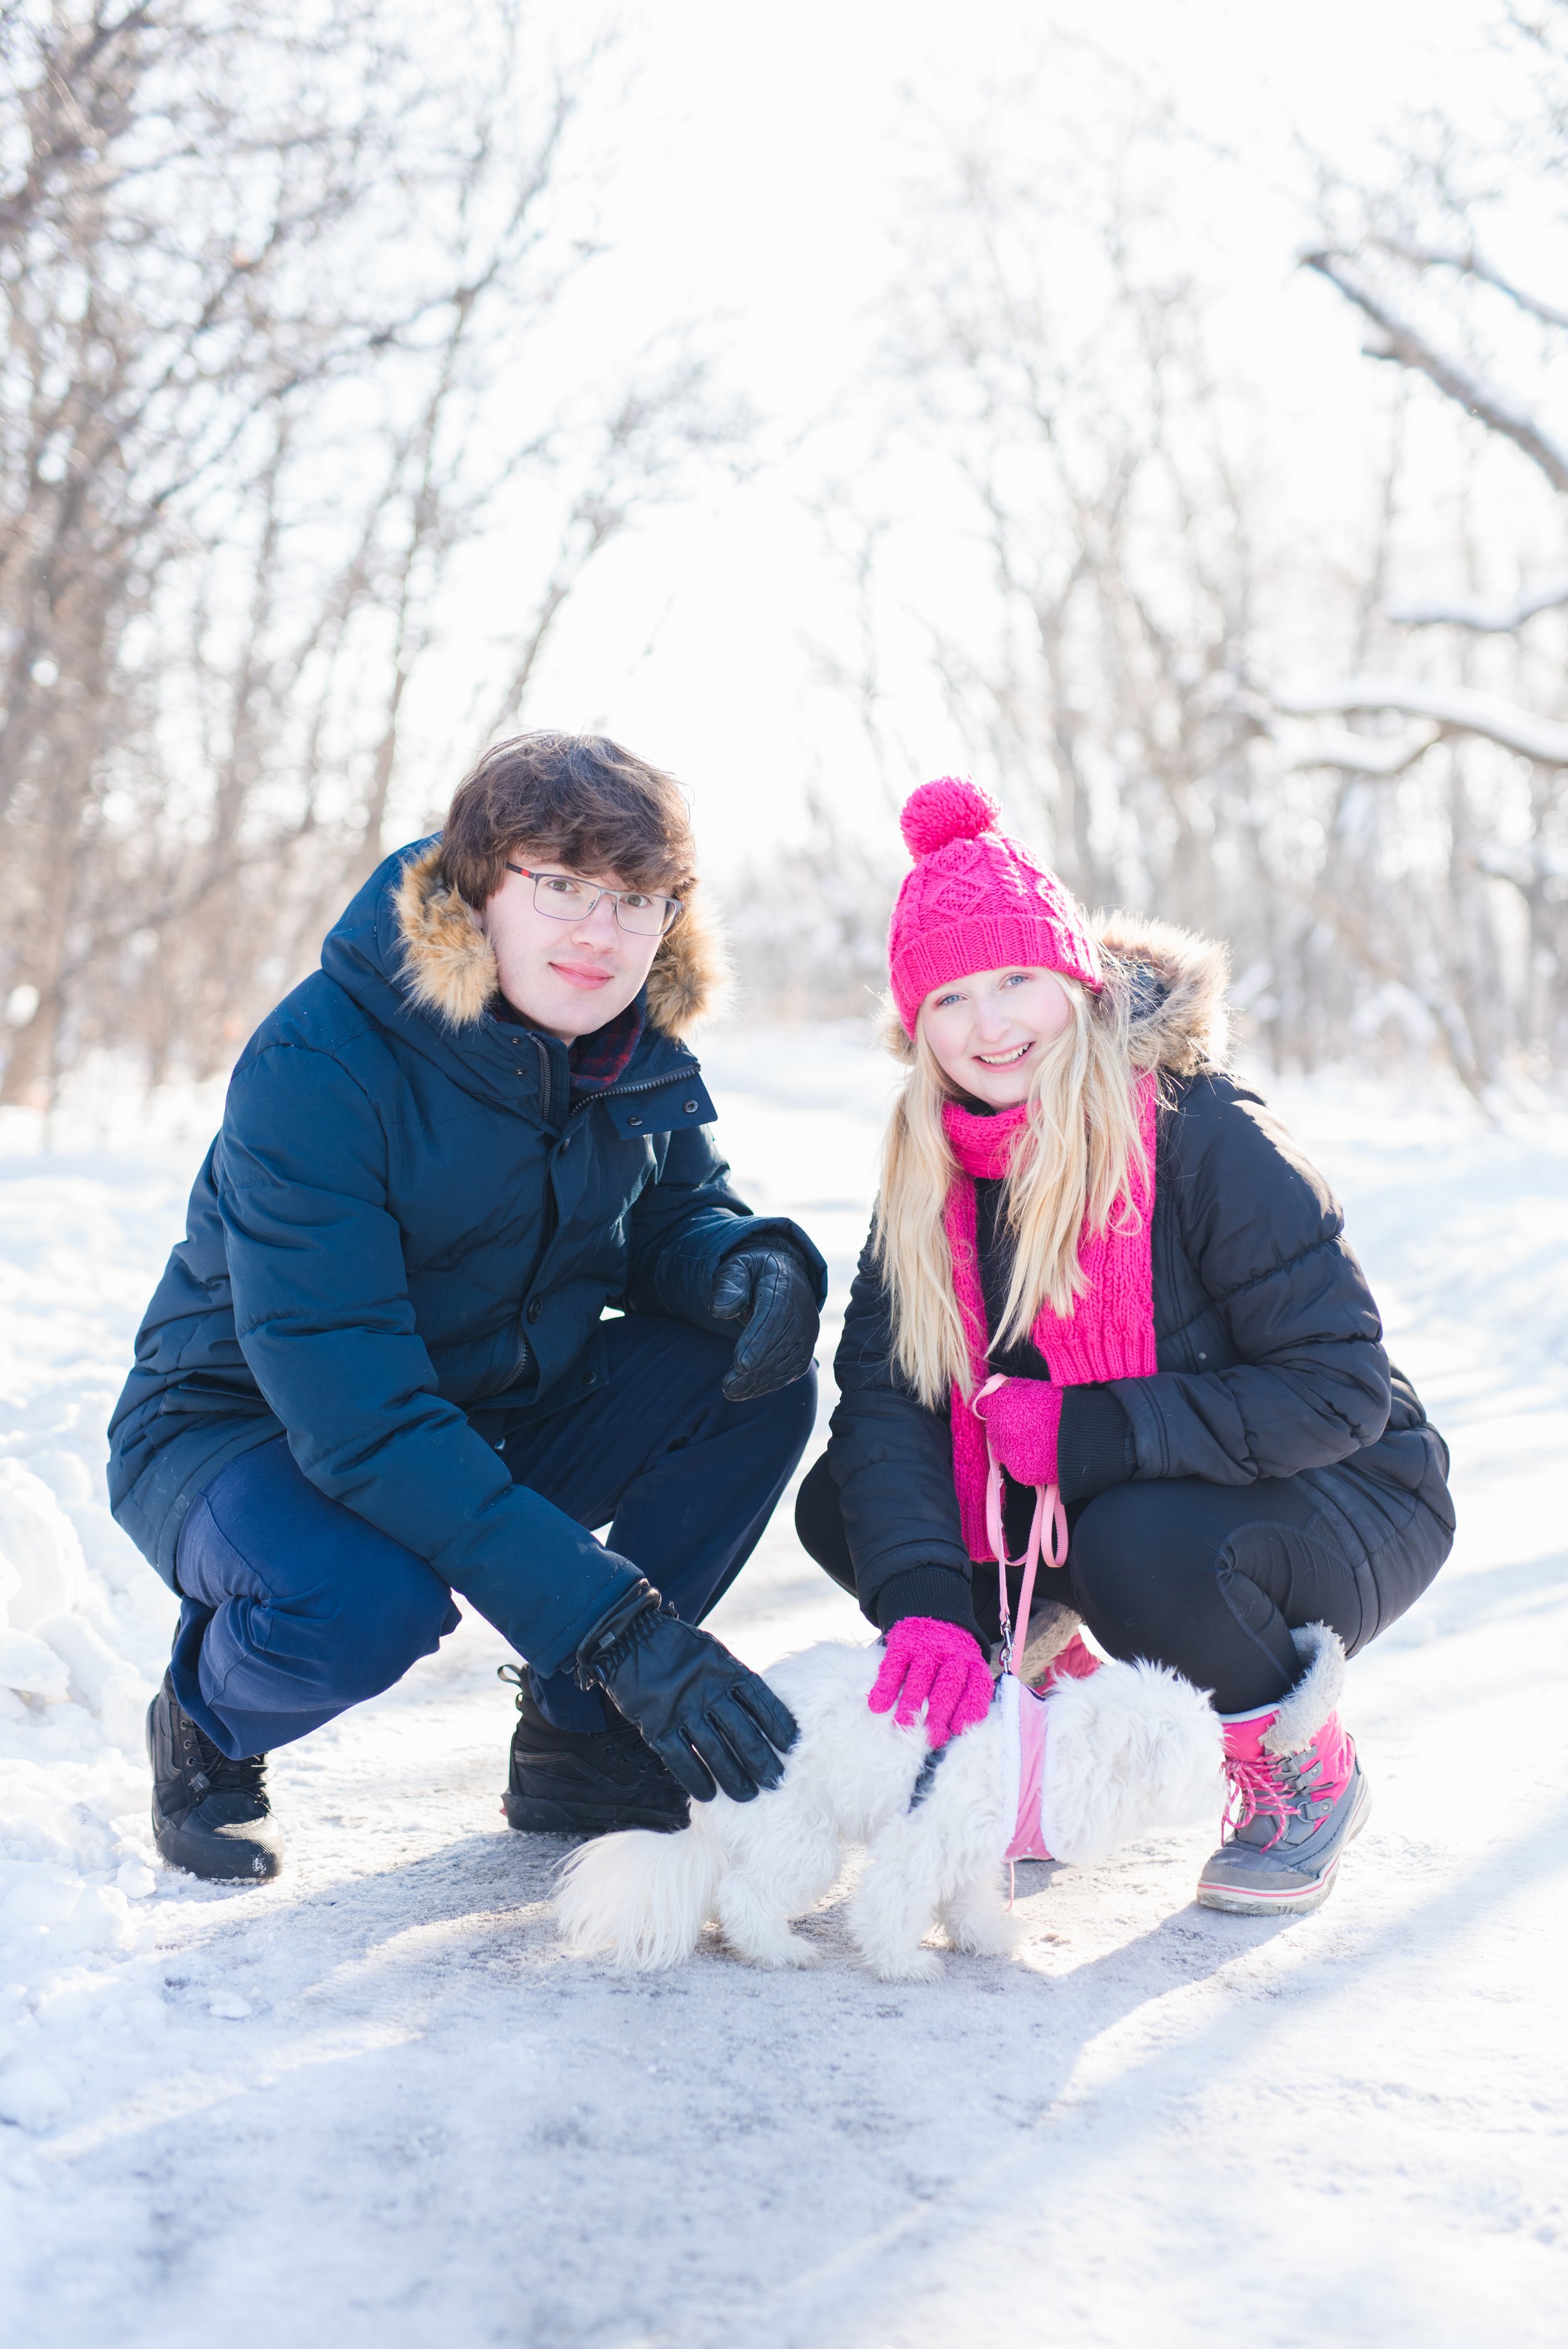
0,1096,194,2133
0,1447,171,2129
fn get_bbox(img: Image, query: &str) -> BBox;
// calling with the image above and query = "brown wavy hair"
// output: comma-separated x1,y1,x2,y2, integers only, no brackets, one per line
441,731,697,908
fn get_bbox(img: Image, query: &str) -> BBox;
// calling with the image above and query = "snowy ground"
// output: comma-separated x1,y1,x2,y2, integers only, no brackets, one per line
1,1031,1564,2347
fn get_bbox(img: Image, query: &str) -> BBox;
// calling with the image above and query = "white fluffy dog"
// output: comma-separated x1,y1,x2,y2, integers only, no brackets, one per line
555,1638,1224,1981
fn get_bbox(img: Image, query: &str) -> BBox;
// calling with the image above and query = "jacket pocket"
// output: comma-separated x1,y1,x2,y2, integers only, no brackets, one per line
161,1375,273,1417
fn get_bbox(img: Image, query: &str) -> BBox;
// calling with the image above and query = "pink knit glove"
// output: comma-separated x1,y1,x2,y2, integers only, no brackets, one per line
975,1376,1063,1485
868,1618,994,1749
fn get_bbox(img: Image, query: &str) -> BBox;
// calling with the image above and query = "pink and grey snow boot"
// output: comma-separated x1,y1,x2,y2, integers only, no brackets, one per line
1196,1624,1370,1916
1029,1631,1101,1693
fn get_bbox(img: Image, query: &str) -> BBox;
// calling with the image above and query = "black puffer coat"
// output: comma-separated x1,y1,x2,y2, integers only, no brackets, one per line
827,918,1453,1643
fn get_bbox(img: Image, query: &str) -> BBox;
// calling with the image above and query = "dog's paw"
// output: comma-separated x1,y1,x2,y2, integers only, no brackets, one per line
768,1934,823,1971
867,1944,945,1985
943,1912,1024,1959
729,1932,822,1971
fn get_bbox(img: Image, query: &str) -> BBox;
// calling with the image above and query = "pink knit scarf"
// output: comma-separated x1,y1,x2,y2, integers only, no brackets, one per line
943,1073,1160,1561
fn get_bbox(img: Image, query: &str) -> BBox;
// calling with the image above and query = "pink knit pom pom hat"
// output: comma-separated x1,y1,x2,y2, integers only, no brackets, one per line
888,776,1103,1033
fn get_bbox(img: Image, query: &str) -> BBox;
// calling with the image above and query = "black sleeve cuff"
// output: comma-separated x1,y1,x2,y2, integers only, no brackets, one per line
1056,1384,1135,1505
874,1566,981,1639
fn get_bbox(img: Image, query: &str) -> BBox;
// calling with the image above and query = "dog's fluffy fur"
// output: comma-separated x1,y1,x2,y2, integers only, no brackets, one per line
555,1640,1224,1981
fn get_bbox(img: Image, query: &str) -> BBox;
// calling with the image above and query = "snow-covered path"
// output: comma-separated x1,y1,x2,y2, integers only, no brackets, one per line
1,1036,1564,2347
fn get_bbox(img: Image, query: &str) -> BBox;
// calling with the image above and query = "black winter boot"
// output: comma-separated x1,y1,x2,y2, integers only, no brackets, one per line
501,1667,691,1837
146,1670,284,1882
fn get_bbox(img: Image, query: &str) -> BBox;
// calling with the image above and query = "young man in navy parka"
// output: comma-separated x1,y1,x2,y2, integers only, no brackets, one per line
109,733,824,1879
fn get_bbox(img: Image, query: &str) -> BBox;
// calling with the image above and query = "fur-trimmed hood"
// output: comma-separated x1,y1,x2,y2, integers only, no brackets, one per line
881,908,1231,1077
1096,911,1231,1078
391,840,729,1041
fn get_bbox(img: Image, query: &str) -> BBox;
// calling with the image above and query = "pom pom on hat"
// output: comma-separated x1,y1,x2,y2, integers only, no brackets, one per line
900,776,1000,861
886,772,1103,1030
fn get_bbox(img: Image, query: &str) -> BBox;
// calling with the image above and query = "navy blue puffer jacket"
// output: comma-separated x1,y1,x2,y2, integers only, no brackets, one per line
108,840,825,1673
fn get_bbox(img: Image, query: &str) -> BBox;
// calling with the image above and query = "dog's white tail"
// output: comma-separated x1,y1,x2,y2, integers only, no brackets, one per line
555,1825,723,1971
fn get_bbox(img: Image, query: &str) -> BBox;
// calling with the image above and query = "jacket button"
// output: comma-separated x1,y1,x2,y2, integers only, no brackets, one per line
683,1099,698,1113
526,1297,543,1323
627,1115,643,1128
581,1371,596,1389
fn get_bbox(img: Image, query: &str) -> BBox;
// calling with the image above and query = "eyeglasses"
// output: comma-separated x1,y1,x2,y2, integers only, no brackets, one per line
505,863,683,938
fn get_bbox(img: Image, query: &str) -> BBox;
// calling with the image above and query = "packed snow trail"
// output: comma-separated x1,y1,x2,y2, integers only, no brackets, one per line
0,1032,1564,2348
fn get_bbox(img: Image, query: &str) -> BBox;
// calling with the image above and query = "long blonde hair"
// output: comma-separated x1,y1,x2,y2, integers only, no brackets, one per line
872,969,1147,1409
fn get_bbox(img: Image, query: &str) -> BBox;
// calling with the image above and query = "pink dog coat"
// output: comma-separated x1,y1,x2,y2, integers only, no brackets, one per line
998,1634,1103,1862
1000,1673,1054,1862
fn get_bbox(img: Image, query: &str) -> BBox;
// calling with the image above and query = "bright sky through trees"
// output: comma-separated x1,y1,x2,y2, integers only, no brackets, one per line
501,0,1516,871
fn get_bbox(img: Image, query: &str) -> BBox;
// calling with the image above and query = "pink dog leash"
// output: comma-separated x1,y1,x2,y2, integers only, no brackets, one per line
973,1374,1069,1677
971,1374,1072,1898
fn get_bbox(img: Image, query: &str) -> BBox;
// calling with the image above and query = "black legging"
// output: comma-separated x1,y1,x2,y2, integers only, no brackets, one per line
795,1454,1447,1714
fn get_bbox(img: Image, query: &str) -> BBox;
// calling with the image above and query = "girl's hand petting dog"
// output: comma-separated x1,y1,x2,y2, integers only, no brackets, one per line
868,1616,993,1748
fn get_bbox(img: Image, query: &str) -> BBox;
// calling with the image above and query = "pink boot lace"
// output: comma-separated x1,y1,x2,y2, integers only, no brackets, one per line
1223,1710,1356,1850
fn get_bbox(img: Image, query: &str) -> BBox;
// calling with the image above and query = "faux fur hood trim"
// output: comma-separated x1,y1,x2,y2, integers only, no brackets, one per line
1262,1623,1347,1754
393,847,495,1029
391,842,729,1040
1095,911,1231,1078
879,907,1231,1076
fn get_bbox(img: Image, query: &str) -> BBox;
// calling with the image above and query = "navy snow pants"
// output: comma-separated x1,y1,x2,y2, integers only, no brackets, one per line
172,1315,817,1760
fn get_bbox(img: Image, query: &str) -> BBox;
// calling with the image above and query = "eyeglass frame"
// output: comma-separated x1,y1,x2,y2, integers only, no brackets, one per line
504,862,684,938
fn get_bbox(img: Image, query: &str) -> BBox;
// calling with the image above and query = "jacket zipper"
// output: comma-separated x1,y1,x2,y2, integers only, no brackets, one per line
518,1028,694,1126
527,1053,701,1343
531,1033,554,1127
567,1058,699,1121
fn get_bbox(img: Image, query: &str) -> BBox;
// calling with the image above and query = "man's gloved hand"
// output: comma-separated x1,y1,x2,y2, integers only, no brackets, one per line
576,1581,798,1803
711,1242,820,1402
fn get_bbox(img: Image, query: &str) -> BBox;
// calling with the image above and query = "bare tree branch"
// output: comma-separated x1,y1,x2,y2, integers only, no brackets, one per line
1386,577,1568,630
1300,245,1568,494
1273,676,1568,765
1364,230,1568,333
1284,723,1444,778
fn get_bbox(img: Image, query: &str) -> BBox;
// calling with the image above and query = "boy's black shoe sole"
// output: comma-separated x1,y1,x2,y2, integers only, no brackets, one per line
503,1677,690,1837
146,1670,285,1882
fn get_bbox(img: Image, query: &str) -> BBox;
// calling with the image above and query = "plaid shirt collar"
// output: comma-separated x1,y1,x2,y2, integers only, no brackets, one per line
489,991,646,1105
566,997,644,1100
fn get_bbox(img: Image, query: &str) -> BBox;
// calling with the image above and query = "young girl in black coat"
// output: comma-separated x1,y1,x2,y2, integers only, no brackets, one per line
797,777,1453,1913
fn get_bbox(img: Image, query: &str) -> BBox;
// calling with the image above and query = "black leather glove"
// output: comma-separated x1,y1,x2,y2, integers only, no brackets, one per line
575,1581,798,1804
711,1242,820,1403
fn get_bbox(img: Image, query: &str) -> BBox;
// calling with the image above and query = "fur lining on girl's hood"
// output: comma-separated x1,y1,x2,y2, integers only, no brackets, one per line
880,909,1231,1077
1096,912,1231,1078
391,841,729,1040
